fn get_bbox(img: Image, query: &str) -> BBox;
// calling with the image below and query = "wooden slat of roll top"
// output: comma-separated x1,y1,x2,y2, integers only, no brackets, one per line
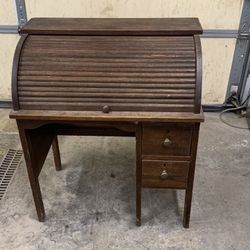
17,35,196,112
19,62,195,70
22,38,194,50
26,47,194,52
25,40,194,48
27,37,194,43
20,56,195,66
18,86,195,93
26,34,192,40
19,99,194,111
18,71,195,78
22,51,193,60
19,103,194,112
18,82,195,89
23,46,195,53
18,92,194,99
19,64,195,70
26,41,194,47
20,56,195,61
19,67,195,73
18,76,195,83
18,96,194,104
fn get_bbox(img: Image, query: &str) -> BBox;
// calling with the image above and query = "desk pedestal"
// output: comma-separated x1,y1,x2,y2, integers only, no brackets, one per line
16,119,199,228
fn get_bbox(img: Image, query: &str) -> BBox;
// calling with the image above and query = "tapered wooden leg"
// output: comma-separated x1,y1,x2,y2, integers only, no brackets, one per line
183,124,200,228
17,122,47,221
52,136,62,171
136,179,141,226
29,176,45,222
183,187,193,228
136,123,142,226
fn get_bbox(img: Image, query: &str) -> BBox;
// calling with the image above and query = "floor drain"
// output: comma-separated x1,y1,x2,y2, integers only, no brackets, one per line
0,149,23,201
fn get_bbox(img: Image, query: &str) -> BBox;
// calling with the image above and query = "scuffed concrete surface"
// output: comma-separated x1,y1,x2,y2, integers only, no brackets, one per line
0,109,250,250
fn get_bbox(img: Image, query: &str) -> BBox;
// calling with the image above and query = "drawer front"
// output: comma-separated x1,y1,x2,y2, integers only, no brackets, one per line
142,125,192,156
142,160,189,188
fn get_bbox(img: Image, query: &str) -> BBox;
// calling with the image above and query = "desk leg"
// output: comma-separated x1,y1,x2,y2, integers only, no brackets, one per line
136,123,142,226
17,125,45,221
183,124,200,228
16,122,56,222
52,136,62,171
183,185,193,228
28,176,45,222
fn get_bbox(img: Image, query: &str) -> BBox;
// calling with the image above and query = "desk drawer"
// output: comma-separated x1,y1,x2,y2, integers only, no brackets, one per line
142,124,192,156
142,160,189,188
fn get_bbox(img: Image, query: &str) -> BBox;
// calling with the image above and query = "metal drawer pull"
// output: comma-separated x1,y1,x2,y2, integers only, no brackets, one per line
160,170,169,180
163,138,172,147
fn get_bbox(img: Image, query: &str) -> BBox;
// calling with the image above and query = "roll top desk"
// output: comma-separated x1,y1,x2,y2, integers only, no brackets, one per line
10,18,204,228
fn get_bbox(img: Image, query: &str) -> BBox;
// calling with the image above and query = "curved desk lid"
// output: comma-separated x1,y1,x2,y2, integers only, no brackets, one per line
13,18,203,114
20,18,203,36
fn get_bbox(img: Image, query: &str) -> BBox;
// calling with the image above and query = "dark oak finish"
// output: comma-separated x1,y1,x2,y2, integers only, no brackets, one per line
12,34,28,110
142,160,189,188
20,18,203,36
52,136,62,171
194,35,202,113
10,18,204,228
142,123,193,156
183,123,200,228
10,110,204,122
15,35,197,112
136,123,142,226
17,122,46,221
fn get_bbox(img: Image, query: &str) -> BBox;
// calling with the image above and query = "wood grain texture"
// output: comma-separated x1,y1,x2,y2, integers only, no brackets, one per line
11,18,203,227
20,18,203,35
12,34,28,110
52,136,62,171
194,35,202,114
183,123,200,228
15,35,198,112
142,160,189,188
9,110,204,122
136,122,142,226
17,121,46,222
142,123,193,156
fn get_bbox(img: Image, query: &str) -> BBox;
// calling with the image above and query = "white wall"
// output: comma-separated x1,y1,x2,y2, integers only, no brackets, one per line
0,0,243,103
0,1,17,24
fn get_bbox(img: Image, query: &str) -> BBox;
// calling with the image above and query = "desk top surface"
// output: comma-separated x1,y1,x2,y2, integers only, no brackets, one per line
10,110,204,123
20,18,203,36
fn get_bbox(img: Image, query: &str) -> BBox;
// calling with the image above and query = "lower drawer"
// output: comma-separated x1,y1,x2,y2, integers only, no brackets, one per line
142,160,189,189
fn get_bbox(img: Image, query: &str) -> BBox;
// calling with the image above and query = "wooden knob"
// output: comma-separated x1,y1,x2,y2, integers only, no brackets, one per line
102,105,111,113
160,170,169,180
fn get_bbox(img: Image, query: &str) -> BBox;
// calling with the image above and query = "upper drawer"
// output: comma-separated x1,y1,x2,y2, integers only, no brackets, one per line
142,124,193,156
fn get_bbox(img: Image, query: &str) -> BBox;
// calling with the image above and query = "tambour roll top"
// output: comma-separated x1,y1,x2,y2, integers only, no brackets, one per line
12,18,202,113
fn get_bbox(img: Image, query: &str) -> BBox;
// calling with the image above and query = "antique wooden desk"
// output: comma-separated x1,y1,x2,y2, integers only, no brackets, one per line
10,18,204,228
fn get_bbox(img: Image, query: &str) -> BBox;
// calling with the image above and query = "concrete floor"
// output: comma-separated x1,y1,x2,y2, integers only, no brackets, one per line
0,109,250,250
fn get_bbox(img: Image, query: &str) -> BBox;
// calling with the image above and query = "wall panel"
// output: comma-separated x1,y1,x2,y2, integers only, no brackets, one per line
201,38,236,104
0,35,19,100
0,1,18,25
0,0,244,104
25,0,243,29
